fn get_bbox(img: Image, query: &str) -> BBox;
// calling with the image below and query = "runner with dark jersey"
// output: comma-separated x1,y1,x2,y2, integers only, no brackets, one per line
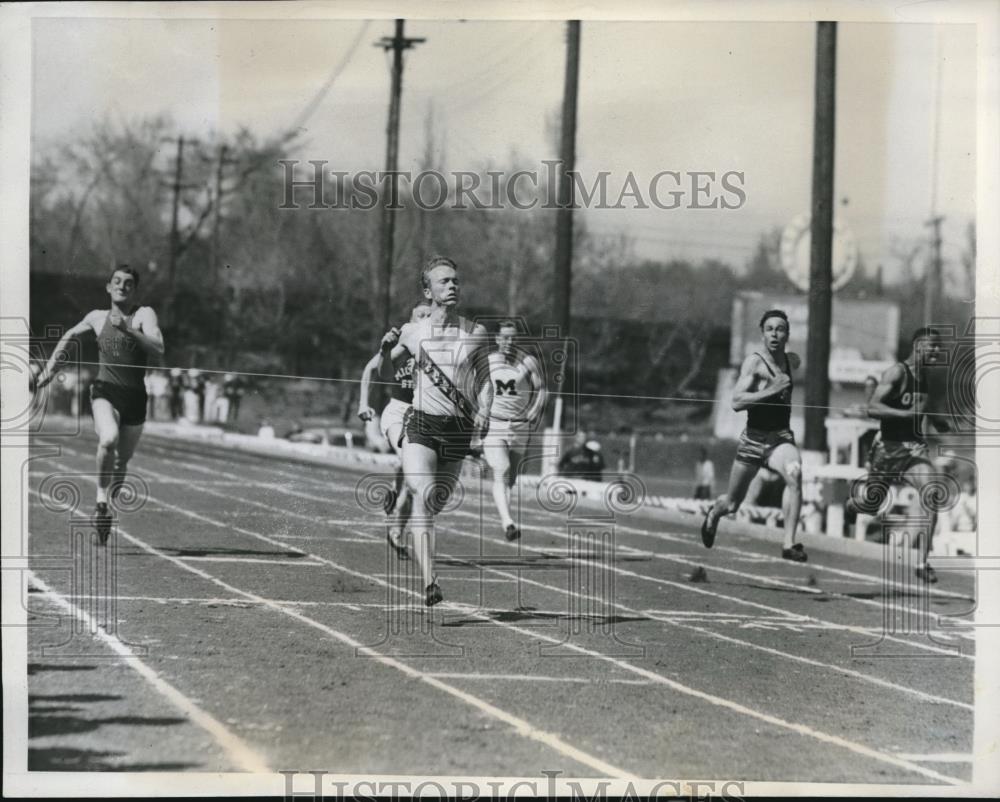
854,327,949,583
700,309,807,562
37,266,164,542
358,301,432,557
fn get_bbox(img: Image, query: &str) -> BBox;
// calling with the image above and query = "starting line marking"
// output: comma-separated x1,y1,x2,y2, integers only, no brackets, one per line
894,753,974,763
427,673,652,686
177,556,326,566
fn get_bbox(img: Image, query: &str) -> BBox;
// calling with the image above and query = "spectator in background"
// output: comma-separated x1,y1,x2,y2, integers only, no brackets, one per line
694,448,715,500
193,370,207,421
257,418,275,439
558,430,605,482
146,369,169,422
203,375,218,422
948,477,977,532
183,369,201,423
224,373,244,424
169,368,184,420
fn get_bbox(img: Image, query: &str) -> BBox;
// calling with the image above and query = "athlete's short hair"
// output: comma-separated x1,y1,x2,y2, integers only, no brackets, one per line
912,326,940,344
108,264,140,287
759,309,789,330
421,255,457,289
497,319,517,333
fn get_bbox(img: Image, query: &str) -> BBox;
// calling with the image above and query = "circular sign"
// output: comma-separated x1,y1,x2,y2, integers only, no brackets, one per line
779,212,858,292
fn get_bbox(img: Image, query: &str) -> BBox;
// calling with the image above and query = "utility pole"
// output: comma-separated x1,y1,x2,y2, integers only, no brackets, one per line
551,20,581,434
375,20,425,334
804,21,837,453
166,135,185,322
212,144,228,286
924,215,944,324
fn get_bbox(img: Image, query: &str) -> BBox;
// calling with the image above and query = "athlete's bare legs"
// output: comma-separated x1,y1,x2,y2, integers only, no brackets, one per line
766,442,803,554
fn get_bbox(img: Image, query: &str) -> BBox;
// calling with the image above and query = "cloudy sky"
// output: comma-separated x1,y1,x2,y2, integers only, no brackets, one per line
31,14,977,282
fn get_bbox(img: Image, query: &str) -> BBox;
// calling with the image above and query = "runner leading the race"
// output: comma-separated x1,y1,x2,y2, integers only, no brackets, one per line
36,265,164,543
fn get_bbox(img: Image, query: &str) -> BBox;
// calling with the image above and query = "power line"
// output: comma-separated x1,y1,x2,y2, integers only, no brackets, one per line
288,21,372,136
40,358,969,419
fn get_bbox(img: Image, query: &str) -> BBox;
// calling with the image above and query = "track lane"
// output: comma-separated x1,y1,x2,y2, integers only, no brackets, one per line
27,432,972,780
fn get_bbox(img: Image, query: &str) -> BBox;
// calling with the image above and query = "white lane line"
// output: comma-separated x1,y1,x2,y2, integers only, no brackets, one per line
29,450,961,783
176,556,326,566
429,532,973,711
33,460,964,785
516,503,976,603
641,611,972,711
441,510,971,661
25,571,271,773
143,439,368,490
444,596,966,785
510,508,976,605
438,514,968,662
28,481,637,780
142,441,359,492
428,673,651,686
34,434,977,605
894,753,973,763
368,573,512,583
38,435,930,599
30,444,970,661
121,438,978,623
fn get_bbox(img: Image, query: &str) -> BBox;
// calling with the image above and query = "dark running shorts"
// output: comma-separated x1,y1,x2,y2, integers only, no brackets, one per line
735,427,796,468
868,438,931,484
90,380,147,426
405,408,472,461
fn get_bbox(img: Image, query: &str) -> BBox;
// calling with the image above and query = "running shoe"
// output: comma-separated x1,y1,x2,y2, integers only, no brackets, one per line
781,543,808,562
916,565,938,584
700,507,719,548
94,502,112,545
505,524,521,542
424,582,443,607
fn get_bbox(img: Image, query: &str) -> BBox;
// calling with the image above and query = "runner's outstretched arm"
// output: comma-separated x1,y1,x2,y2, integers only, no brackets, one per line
38,313,97,389
358,353,383,420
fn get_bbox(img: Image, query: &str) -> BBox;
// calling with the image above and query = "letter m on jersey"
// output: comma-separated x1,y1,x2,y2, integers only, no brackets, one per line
495,378,518,396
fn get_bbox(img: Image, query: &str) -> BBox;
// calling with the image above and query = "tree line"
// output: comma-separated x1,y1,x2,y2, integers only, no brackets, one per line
29,116,977,426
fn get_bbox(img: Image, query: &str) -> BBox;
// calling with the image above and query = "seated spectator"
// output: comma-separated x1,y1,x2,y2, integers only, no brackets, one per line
257,419,275,439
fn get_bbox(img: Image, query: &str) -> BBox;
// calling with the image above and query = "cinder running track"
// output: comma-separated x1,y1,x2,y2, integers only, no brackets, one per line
24,423,975,783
